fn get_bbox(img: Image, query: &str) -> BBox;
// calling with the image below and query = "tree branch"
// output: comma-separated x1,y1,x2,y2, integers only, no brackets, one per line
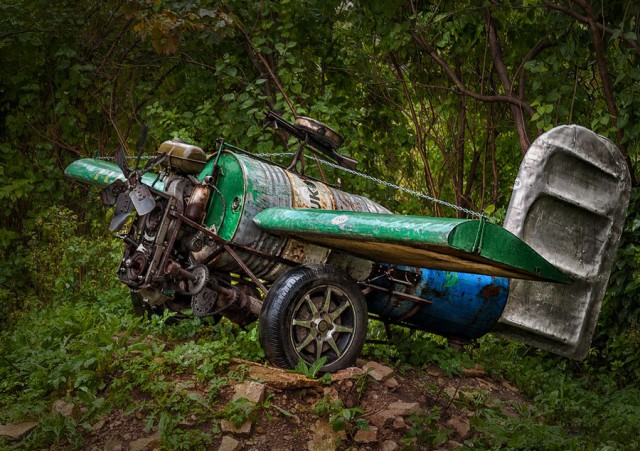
412,32,535,115
484,7,530,153
543,1,640,55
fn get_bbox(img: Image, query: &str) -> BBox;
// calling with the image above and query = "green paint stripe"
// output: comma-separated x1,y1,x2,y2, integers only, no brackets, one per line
64,158,164,191
254,208,571,283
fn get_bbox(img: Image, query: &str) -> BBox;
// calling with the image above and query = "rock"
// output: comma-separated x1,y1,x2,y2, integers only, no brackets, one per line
387,402,420,416
476,379,497,392
330,366,364,382
370,410,395,429
426,366,446,378
307,419,345,449
0,422,38,441
218,436,241,451
447,440,464,449
447,417,470,438
122,433,132,441
129,432,161,451
444,385,459,399
362,361,394,381
233,381,265,404
392,416,406,430
501,380,519,392
353,426,378,443
462,364,485,377
307,435,337,451
384,377,399,390
381,440,399,451
92,419,106,431
52,399,79,419
323,387,340,401
229,359,319,389
221,419,252,436
104,438,124,451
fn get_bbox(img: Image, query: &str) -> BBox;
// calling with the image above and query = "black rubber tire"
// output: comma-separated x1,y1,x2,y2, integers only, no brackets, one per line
259,264,367,373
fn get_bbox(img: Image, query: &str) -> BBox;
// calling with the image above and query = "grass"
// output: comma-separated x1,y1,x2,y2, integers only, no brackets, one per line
1,214,639,449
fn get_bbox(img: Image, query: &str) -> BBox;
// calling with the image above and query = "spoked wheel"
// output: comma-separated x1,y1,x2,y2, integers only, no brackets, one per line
259,264,367,373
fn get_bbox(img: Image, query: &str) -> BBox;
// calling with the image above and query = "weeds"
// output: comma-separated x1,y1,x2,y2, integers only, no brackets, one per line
313,396,368,436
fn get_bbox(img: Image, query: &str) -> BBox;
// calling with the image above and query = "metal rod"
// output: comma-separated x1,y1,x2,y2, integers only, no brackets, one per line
359,282,433,304
222,244,269,296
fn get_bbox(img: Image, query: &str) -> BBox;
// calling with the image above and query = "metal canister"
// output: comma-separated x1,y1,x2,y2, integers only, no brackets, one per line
192,151,385,281
366,267,509,339
184,184,211,224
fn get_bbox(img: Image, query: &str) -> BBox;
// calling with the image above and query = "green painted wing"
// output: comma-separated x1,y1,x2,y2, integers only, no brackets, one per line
253,208,571,283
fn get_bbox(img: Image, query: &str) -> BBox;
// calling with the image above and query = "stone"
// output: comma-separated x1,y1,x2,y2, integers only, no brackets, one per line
307,435,337,451
427,366,446,378
330,366,364,382
447,440,464,449
381,440,399,451
92,419,106,431
129,432,161,451
229,359,319,389
353,426,378,443
447,417,470,438
0,422,38,441
444,385,460,399
104,438,123,451
384,377,399,390
392,416,406,430
218,436,241,451
362,361,394,381
52,399,79,419
323,387,340,401
233,381,265,404
462,364,485,377
387,401,420,416
221,419,252,436
309,419,345,447
476,379,497,392
370,411,394,429
501,380,519,392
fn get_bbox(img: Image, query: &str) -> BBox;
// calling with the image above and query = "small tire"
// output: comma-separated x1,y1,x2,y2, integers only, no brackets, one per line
259,264,367,372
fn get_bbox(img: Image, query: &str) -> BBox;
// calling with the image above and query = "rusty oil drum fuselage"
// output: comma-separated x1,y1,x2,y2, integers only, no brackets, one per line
193,151,509,338
192,151,388,281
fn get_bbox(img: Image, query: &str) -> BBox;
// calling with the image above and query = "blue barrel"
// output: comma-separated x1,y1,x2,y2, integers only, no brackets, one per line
366,267,509,339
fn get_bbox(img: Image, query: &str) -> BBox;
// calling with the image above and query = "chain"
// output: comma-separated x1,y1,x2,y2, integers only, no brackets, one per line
95,155,156,160
94,151,484,218
255,153,486,218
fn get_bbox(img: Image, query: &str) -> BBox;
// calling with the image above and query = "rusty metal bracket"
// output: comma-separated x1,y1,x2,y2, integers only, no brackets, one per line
359,282,433,304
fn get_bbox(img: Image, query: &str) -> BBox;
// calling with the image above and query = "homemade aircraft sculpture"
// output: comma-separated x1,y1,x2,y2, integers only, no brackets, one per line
65,112,631,372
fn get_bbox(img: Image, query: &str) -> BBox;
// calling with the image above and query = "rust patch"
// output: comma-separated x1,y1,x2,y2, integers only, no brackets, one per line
479,284,501,301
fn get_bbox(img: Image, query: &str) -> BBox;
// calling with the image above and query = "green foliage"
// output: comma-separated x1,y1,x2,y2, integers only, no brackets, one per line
313,396,368,435
592,188,640,384
402,407,451,449
471,337,640,449
291,356,331,382
364,320,474,376
2,1,640,448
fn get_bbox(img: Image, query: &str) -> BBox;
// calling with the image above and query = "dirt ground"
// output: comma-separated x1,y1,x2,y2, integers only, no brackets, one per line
79,358,528,451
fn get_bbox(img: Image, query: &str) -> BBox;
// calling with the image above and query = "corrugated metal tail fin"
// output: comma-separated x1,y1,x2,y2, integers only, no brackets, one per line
495,125,631,359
